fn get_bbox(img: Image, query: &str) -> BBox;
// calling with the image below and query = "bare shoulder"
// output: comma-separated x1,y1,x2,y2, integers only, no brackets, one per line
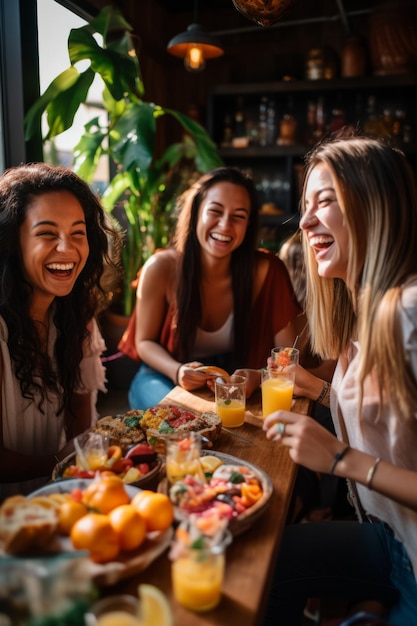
137,249,178,301
140,249,177,281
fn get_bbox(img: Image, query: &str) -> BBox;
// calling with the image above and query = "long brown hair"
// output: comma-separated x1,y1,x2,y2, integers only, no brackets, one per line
302,135,417,420
172,167,260,369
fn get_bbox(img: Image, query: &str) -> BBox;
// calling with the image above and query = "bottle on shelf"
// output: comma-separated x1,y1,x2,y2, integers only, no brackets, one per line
221,114,233,147
232,96,249,148
258,96,268,147
266,99,278,146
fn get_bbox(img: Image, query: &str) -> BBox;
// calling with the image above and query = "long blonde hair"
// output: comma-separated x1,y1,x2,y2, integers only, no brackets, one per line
302,135,417,420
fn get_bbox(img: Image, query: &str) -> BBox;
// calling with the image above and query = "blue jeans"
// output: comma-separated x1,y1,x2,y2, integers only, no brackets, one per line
264,520,417,626
128,363,174,410
128,354,233,410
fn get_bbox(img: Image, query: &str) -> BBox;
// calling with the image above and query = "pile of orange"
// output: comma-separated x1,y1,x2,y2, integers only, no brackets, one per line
55,476,174,563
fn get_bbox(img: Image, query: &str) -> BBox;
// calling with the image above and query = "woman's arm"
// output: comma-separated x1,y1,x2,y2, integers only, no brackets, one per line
263,410,417,512
134,252,209,390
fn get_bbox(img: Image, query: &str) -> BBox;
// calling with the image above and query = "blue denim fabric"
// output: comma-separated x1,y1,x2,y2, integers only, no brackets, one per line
387,528,417,625
128,363,174,410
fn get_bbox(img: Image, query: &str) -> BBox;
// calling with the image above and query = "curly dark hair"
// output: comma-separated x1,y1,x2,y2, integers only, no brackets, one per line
172,166,260,369
0,162,120,415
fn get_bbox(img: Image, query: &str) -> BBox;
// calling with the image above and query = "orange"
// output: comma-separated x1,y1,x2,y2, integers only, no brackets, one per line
130,490,156,508
58,500,88,535
70,512,120,563
82,474,130,514
131,491,174,533
108,504,147,551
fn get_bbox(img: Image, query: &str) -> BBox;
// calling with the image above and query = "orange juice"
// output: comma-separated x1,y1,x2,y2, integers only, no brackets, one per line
216,399,245,427
171,553,225,611
261,376,294,417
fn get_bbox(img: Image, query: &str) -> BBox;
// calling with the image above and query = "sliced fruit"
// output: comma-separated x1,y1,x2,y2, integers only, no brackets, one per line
138,584,173,626
200,455,223,475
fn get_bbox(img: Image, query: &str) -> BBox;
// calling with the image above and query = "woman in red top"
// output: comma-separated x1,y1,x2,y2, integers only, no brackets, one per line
126,166,301,410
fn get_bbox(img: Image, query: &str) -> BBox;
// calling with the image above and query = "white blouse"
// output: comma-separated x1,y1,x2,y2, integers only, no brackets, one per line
331,280,417,580
0,315,106,499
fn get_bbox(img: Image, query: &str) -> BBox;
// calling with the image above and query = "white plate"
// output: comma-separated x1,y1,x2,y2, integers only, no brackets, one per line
29,477,141,500
160,450,273,536
27,479,173,586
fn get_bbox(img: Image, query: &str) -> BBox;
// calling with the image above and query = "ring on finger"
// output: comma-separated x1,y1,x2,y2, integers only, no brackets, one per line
277,422,286,435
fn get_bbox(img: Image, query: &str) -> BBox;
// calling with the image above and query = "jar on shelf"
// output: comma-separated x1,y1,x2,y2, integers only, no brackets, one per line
341,36,367,78
306,47,338,80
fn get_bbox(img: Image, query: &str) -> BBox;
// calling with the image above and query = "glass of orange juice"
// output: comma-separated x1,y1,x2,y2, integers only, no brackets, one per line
170,525,232,612
261,347,299,419
75,431,109,471
214,374,247,428
165,432,205,487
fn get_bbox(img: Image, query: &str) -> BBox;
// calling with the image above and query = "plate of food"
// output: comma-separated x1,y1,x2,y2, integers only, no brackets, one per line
160,451,273,536
52,441,162,490
0,478,173,586
88,405,222,456
141,405,222,454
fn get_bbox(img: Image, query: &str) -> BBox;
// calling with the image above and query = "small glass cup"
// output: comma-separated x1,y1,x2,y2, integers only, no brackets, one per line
261,349,299,419
214,374,247,428
170,527,232,612
75,431,109,471
85,594,141,626
165,431,205,487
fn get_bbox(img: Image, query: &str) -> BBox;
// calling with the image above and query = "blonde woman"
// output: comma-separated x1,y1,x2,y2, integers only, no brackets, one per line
264,135,417,624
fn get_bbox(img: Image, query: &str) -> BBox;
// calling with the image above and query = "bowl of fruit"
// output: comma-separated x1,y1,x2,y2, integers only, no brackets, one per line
52,442,162,490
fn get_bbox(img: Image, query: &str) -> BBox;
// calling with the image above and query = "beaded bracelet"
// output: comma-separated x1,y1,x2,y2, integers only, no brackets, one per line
329,445,350,475
316,380,331,405
366,457,381,490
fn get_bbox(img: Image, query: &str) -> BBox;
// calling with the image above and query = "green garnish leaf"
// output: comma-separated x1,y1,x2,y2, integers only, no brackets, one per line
159,420,174,434
124,415,141,429
224,399,231,405
229,470,245,483
191,536,205,550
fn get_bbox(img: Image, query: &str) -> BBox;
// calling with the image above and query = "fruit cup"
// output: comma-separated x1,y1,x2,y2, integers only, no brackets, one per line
170,524,232,612
165,432,205,488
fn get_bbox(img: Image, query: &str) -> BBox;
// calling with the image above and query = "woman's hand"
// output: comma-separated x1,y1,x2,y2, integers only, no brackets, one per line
263,410,342,474
177,361,208,391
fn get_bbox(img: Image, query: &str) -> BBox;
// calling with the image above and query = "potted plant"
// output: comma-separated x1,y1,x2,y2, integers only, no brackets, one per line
25,5,223,318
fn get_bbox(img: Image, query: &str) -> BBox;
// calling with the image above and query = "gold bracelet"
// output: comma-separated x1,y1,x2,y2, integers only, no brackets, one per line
366,457,381,490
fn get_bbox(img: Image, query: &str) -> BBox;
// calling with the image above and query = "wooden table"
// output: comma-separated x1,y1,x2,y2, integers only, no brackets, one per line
110,387,312,626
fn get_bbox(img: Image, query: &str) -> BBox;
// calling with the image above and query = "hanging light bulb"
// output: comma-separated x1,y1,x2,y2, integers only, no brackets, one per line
184,44,206,72
167,1,223,73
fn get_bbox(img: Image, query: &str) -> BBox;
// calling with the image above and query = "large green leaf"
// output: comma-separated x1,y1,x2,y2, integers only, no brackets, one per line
111,102,156,171
73,118,106,182
24,66,80,140
44,69,95,139
69,29,142,101
165,108,224,171
101,171,132,212
85,5,133,40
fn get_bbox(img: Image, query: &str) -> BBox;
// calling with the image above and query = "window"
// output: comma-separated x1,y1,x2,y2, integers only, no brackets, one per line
36,0,109,190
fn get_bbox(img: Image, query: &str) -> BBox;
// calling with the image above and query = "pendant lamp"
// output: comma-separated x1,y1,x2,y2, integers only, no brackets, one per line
167,1,224,73
232,0,296,27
